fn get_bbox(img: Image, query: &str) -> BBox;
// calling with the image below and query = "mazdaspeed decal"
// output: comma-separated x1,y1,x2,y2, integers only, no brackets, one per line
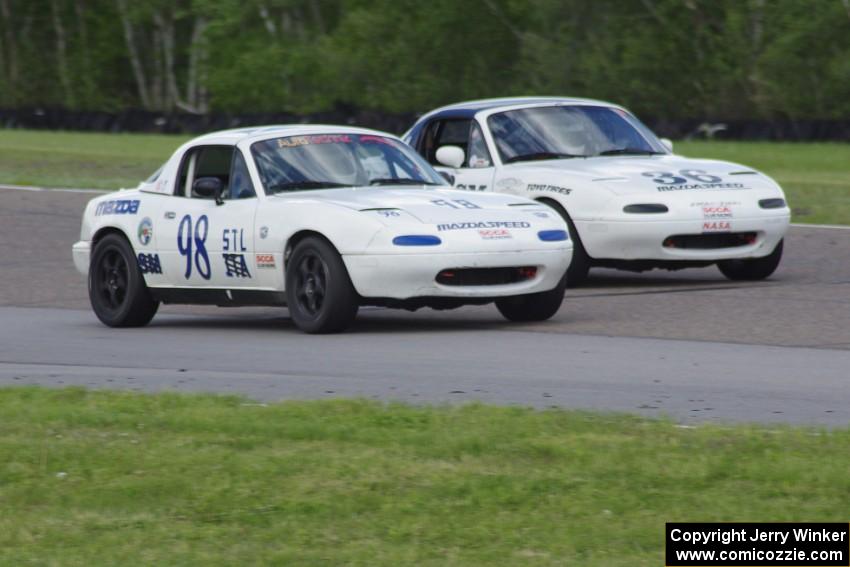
642,169,747,192
437,221,530,232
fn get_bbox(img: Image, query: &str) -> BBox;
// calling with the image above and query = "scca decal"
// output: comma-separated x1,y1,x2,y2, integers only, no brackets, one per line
95,199,140,216
255,254,276,269
437,221,531,232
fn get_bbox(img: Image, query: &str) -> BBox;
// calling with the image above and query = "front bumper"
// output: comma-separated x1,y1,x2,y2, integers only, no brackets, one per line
576,214,790,261
343,247,571,299
72,241,91,275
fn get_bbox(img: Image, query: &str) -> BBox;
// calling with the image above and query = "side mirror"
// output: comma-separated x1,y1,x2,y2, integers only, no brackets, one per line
435,145,465,169
193,177,224,205
660,138,674,153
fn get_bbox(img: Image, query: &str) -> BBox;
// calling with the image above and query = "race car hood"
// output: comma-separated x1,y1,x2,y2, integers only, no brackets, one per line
271,186,546,224
510,154,782,197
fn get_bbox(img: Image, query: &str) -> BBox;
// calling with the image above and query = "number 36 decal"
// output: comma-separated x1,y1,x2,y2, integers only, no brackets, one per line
177,214,211,280
642,169,722,185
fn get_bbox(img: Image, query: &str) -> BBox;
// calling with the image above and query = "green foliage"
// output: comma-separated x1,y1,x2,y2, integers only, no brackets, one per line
0,0,848,117
2,387,850,565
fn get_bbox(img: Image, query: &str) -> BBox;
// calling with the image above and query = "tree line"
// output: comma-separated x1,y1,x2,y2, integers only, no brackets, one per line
0,0,849,120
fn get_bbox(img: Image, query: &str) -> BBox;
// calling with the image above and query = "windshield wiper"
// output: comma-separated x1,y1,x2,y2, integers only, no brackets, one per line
597,148,665,156
503,151,586,164
368,178,439,186
268,180,351,192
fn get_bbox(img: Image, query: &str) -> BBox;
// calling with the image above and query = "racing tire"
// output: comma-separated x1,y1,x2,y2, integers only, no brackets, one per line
495,273,567,322
717,239,784,281
540,199,590,287
285,237,359,334
88,233,159,327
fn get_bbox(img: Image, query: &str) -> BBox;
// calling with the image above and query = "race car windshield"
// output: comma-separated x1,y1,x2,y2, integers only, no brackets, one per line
251,134,447,194
487,105,668,163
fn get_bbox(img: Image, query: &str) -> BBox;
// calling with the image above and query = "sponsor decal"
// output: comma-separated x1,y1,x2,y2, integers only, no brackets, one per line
255,254,276,269
658,182,746,192
137,253,162,274
456,183,488,191
702,206,733,219
437,221,531,232
478,229,512,240
691,200,741,207
495,177,523,190
95,199,140,216
137,217,153,246
527,183,572,195
259,226,269,239
277,134,351,148
222,228,247,252
223,253,252,278
703,221,732,232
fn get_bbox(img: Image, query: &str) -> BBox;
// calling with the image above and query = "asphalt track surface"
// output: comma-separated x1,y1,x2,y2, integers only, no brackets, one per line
2,186,850,425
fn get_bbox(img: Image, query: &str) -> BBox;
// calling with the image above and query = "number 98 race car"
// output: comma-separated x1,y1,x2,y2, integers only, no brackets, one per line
403,97,791,286
72,125,572,333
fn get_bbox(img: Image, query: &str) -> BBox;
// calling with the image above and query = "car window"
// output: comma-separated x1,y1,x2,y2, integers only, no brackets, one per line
250,133,446,193
467,122,492,168
421,119,471,164
175,145,250,199
487,105,667,162
228,151,256,200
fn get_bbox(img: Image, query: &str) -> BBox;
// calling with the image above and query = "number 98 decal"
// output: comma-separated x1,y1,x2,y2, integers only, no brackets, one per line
177,214,211,280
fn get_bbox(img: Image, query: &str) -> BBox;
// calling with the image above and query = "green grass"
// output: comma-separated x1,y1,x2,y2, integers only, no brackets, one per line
0,129,189,190
677,141,850,225
1,387,849,566
0,129,848,224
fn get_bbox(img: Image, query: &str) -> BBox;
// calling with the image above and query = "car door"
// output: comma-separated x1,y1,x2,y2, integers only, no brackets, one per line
420,118,496,193
155,145,259,288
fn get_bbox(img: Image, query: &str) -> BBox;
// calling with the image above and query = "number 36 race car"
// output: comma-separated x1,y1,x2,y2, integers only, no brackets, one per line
72,125,572,333
403,97,791,286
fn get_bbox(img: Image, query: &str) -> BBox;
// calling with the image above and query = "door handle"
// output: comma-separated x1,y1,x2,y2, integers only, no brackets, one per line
164,211,176,219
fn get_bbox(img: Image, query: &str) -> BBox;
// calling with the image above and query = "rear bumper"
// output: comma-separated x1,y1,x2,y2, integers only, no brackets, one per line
577,214,790,261
72,241,91,275
343,247,571,299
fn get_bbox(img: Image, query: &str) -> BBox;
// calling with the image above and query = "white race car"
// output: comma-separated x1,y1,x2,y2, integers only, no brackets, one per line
72,125,572,333
403,97,791,285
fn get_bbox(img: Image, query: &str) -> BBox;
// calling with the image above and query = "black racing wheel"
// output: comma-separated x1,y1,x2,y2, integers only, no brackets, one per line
539,199,591,287
496,272,567,322
717,239,784,281
285,237,359,333
88,233,159,327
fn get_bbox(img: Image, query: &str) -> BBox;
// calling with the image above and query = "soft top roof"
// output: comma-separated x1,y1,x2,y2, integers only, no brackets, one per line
417,96,614,120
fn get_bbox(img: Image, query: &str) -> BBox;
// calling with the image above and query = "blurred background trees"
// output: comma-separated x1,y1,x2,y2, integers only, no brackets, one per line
0,0,848,119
